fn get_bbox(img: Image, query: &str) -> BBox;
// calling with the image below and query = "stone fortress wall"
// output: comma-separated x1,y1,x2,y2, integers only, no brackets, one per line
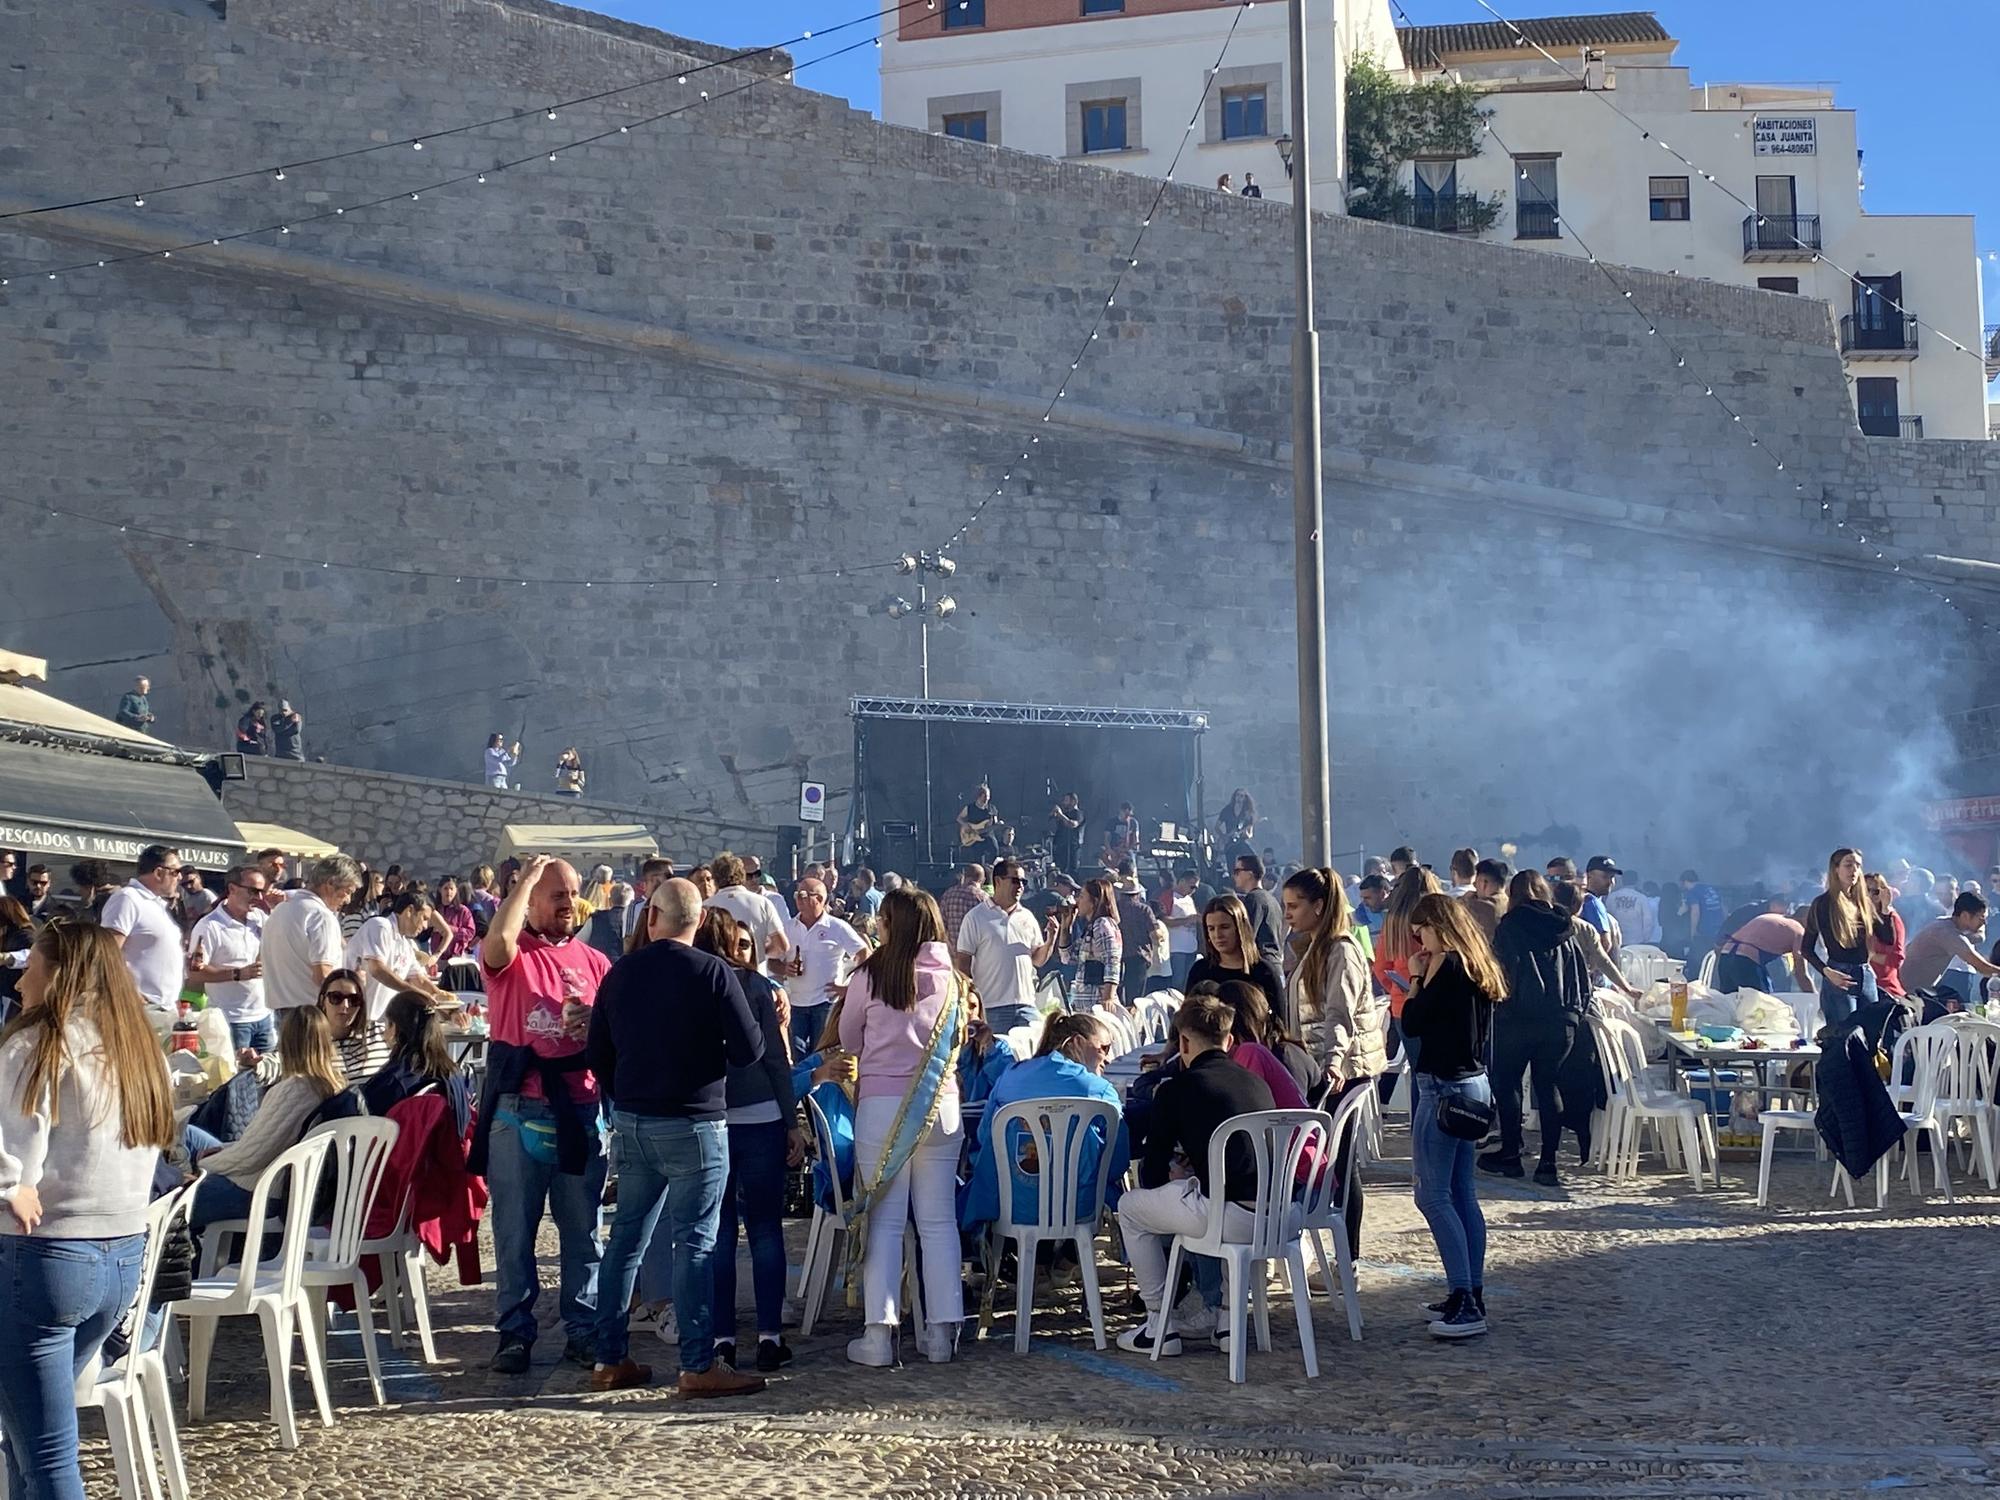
1,0,1994,870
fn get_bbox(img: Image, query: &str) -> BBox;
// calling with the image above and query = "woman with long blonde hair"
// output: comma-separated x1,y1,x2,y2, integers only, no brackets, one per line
837,888,967,1366
0,923,175,1499
1375,864,1443,1018
1401,892,1506,1341
1801,847,1880,1027
188,1004,345,1233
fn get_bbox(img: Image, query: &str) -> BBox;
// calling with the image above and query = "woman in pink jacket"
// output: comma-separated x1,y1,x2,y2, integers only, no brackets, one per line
838,887,968,1367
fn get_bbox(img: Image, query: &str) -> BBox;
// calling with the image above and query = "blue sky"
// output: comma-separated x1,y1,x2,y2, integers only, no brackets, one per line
602,1,1998,338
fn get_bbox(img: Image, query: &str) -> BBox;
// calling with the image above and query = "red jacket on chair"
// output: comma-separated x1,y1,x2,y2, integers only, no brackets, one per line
369,1091,488,1287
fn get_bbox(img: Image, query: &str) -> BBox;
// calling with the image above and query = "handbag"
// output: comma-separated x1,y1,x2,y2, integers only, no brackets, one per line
1434,1078,1495,1141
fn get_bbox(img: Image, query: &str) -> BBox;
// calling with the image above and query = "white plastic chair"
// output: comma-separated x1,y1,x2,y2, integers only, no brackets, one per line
299,1118,400,1407
1932,1018,2000,1190
74,1176,203,1500
1153,1109,1324,1385
1618,944,1674,989
979,1097,1122,1352
1754,1107,1819,1207
359,1179,439,1364
1297,1088,1369,1343
1590,1013,1715,1188
795,1094,927,1345
173,1133,336,1450
1831,1021,1956,1206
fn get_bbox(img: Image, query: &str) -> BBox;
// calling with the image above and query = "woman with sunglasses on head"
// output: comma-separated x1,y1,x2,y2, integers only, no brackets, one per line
318,968,391,1083
0,923,175,1500
959,1011,1128,1249
1400,892,1505,1341
692,909,798,1375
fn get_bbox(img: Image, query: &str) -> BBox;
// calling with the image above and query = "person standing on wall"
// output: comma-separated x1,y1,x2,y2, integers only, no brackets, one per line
234,701,270,756
113,676,153,733
484,733,521,790
470,854,609,1376
1800,848,1883,1029
271,700,304,760
556,747,587,798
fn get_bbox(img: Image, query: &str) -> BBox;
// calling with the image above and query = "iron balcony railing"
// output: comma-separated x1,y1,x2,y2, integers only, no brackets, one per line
1395,194,1486,234
1741,213,1822,257
1515,201,1559,240
1840,313,1919,356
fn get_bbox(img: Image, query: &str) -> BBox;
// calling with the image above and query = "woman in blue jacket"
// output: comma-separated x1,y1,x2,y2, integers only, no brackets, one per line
961,1013,1128,1233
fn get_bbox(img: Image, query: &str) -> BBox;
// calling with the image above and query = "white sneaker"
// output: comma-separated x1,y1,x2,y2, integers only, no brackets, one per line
846,1323,897,1367
629,1302,677,1348
921,1322,959,1364
1174,1297,1218,1338
1114,1319,1182,1357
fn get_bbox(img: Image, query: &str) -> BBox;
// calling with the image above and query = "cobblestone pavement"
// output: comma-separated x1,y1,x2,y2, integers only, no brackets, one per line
91,1135,2000,1498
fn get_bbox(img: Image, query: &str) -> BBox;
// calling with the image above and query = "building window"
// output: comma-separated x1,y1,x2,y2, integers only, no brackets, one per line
943,0,984,28
1220,86,1268,140
942,112,988,143
1515,155,1558,239
1648,175,1689,221
1081,0,1124,12
1757,276,1799,294
1081,99,1128,154
1855,376,1900,438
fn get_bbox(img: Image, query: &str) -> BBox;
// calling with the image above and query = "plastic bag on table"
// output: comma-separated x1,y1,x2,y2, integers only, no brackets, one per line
1732,988,1802,1037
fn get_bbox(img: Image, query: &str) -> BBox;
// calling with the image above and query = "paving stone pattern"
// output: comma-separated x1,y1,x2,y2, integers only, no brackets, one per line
1,0,1996,859
109,1136,2000,1498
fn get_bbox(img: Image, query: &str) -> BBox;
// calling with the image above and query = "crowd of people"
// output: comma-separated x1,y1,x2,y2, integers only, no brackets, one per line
5,816,1998,1492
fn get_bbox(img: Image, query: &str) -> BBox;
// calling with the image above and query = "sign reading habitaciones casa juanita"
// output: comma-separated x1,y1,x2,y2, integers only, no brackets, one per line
1753,116,1818,157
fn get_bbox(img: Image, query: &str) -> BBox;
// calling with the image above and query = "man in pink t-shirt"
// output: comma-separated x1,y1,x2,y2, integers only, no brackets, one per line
474,853,611,1374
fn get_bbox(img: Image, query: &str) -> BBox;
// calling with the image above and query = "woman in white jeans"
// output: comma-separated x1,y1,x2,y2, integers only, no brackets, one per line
837,887,967,1366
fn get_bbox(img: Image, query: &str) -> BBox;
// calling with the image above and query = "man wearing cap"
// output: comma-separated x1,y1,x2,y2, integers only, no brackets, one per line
1579,857,1621,960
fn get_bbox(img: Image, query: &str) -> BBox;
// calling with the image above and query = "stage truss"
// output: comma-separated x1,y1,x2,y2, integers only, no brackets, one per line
850,697,1208,732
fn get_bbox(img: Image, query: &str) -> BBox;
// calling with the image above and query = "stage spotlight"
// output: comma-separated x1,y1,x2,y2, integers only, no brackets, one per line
930,555,957,578
895,553,919,575
887,597,913,619
933,595,957,619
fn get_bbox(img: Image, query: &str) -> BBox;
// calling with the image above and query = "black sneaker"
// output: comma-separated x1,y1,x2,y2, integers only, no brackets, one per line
561,1337,596,1368
1533,1163,1562,1187
1428,1291,1488,1340
490,1337,531,1375
755,1338,794,1373
1477,1152,1525,1179
713,1341,737,1370
1421,1289,1486,1319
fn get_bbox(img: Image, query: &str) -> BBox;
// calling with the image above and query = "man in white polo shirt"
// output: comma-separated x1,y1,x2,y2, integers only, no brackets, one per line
188,864,273,1055
781,877,867,1059
99,845,188,1015
955,857,1062,1033
262,853,363,1011
704,851,789,978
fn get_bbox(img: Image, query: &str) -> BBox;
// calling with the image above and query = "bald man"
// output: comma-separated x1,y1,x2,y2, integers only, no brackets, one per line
782,877,868,1058
470,853,612,1375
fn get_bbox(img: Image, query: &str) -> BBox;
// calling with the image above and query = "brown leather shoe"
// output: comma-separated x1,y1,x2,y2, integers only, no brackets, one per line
590,1358,652,1391
677,1364,766,1398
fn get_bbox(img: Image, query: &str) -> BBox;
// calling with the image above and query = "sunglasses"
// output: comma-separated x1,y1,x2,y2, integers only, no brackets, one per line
323,992,362,1006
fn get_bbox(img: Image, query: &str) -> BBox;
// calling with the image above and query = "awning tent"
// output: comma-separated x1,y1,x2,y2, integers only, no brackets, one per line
233,820,343,860
0,739,244,872
496,823,659,863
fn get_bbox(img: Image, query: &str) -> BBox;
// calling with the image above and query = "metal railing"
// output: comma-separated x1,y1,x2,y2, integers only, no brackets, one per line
1859,412,1923,439
1985,324,2000,381
1840,313,1919,355
1900,415,1925,439
1515,201,1559,240
1394,194,1486,234
1741,213,1822,257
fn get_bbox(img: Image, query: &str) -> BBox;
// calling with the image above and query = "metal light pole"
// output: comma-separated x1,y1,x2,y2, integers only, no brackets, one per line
889,554,958,868
1287,0,1332,867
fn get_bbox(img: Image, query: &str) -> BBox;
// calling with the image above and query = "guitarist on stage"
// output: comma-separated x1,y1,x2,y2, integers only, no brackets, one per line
956,783,1006,868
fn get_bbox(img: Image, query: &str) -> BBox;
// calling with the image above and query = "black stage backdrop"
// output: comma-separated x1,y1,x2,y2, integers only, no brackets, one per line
856,716,1200,876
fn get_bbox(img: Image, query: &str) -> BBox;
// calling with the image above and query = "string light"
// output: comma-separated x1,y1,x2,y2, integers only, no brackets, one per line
0,0,938,226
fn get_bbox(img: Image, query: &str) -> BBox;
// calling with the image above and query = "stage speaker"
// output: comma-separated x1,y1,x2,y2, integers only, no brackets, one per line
871,828,919,877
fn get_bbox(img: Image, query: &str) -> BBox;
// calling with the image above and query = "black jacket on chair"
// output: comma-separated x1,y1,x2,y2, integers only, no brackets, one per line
1813,1025,1904,1177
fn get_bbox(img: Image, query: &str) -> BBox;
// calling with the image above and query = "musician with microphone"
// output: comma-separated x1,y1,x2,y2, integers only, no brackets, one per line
956,783,1006,869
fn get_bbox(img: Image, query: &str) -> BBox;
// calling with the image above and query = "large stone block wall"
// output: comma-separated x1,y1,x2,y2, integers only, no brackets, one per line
224,758,785,875
1,0,1995,874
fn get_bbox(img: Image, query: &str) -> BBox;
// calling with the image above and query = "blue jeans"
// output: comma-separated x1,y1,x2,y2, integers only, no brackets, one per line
985,1001,1037,1033
1819,961,1877,1030
595,1114,728,1373
228,1017,276,1056
189,1173,257,1235
488,1094,606,1349
0,1233,147,1500
1411,1074,1491,1293
714,1119,789,1343
790,1002,831,1064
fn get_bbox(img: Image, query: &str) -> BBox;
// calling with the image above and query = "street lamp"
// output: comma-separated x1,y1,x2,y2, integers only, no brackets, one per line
1274,133,1295,179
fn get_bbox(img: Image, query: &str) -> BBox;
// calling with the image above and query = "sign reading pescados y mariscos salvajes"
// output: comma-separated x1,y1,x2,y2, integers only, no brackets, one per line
1753,116,1817,157
0,820,237,870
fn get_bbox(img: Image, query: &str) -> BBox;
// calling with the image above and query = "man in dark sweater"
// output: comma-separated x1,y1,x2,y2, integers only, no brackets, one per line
1231,854,1286,971
586,877,765,1398
1114,993,1275,1357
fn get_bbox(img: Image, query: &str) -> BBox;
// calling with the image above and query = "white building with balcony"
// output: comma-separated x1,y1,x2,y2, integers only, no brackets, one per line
1395,12,1990,440
879,0,1403,208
